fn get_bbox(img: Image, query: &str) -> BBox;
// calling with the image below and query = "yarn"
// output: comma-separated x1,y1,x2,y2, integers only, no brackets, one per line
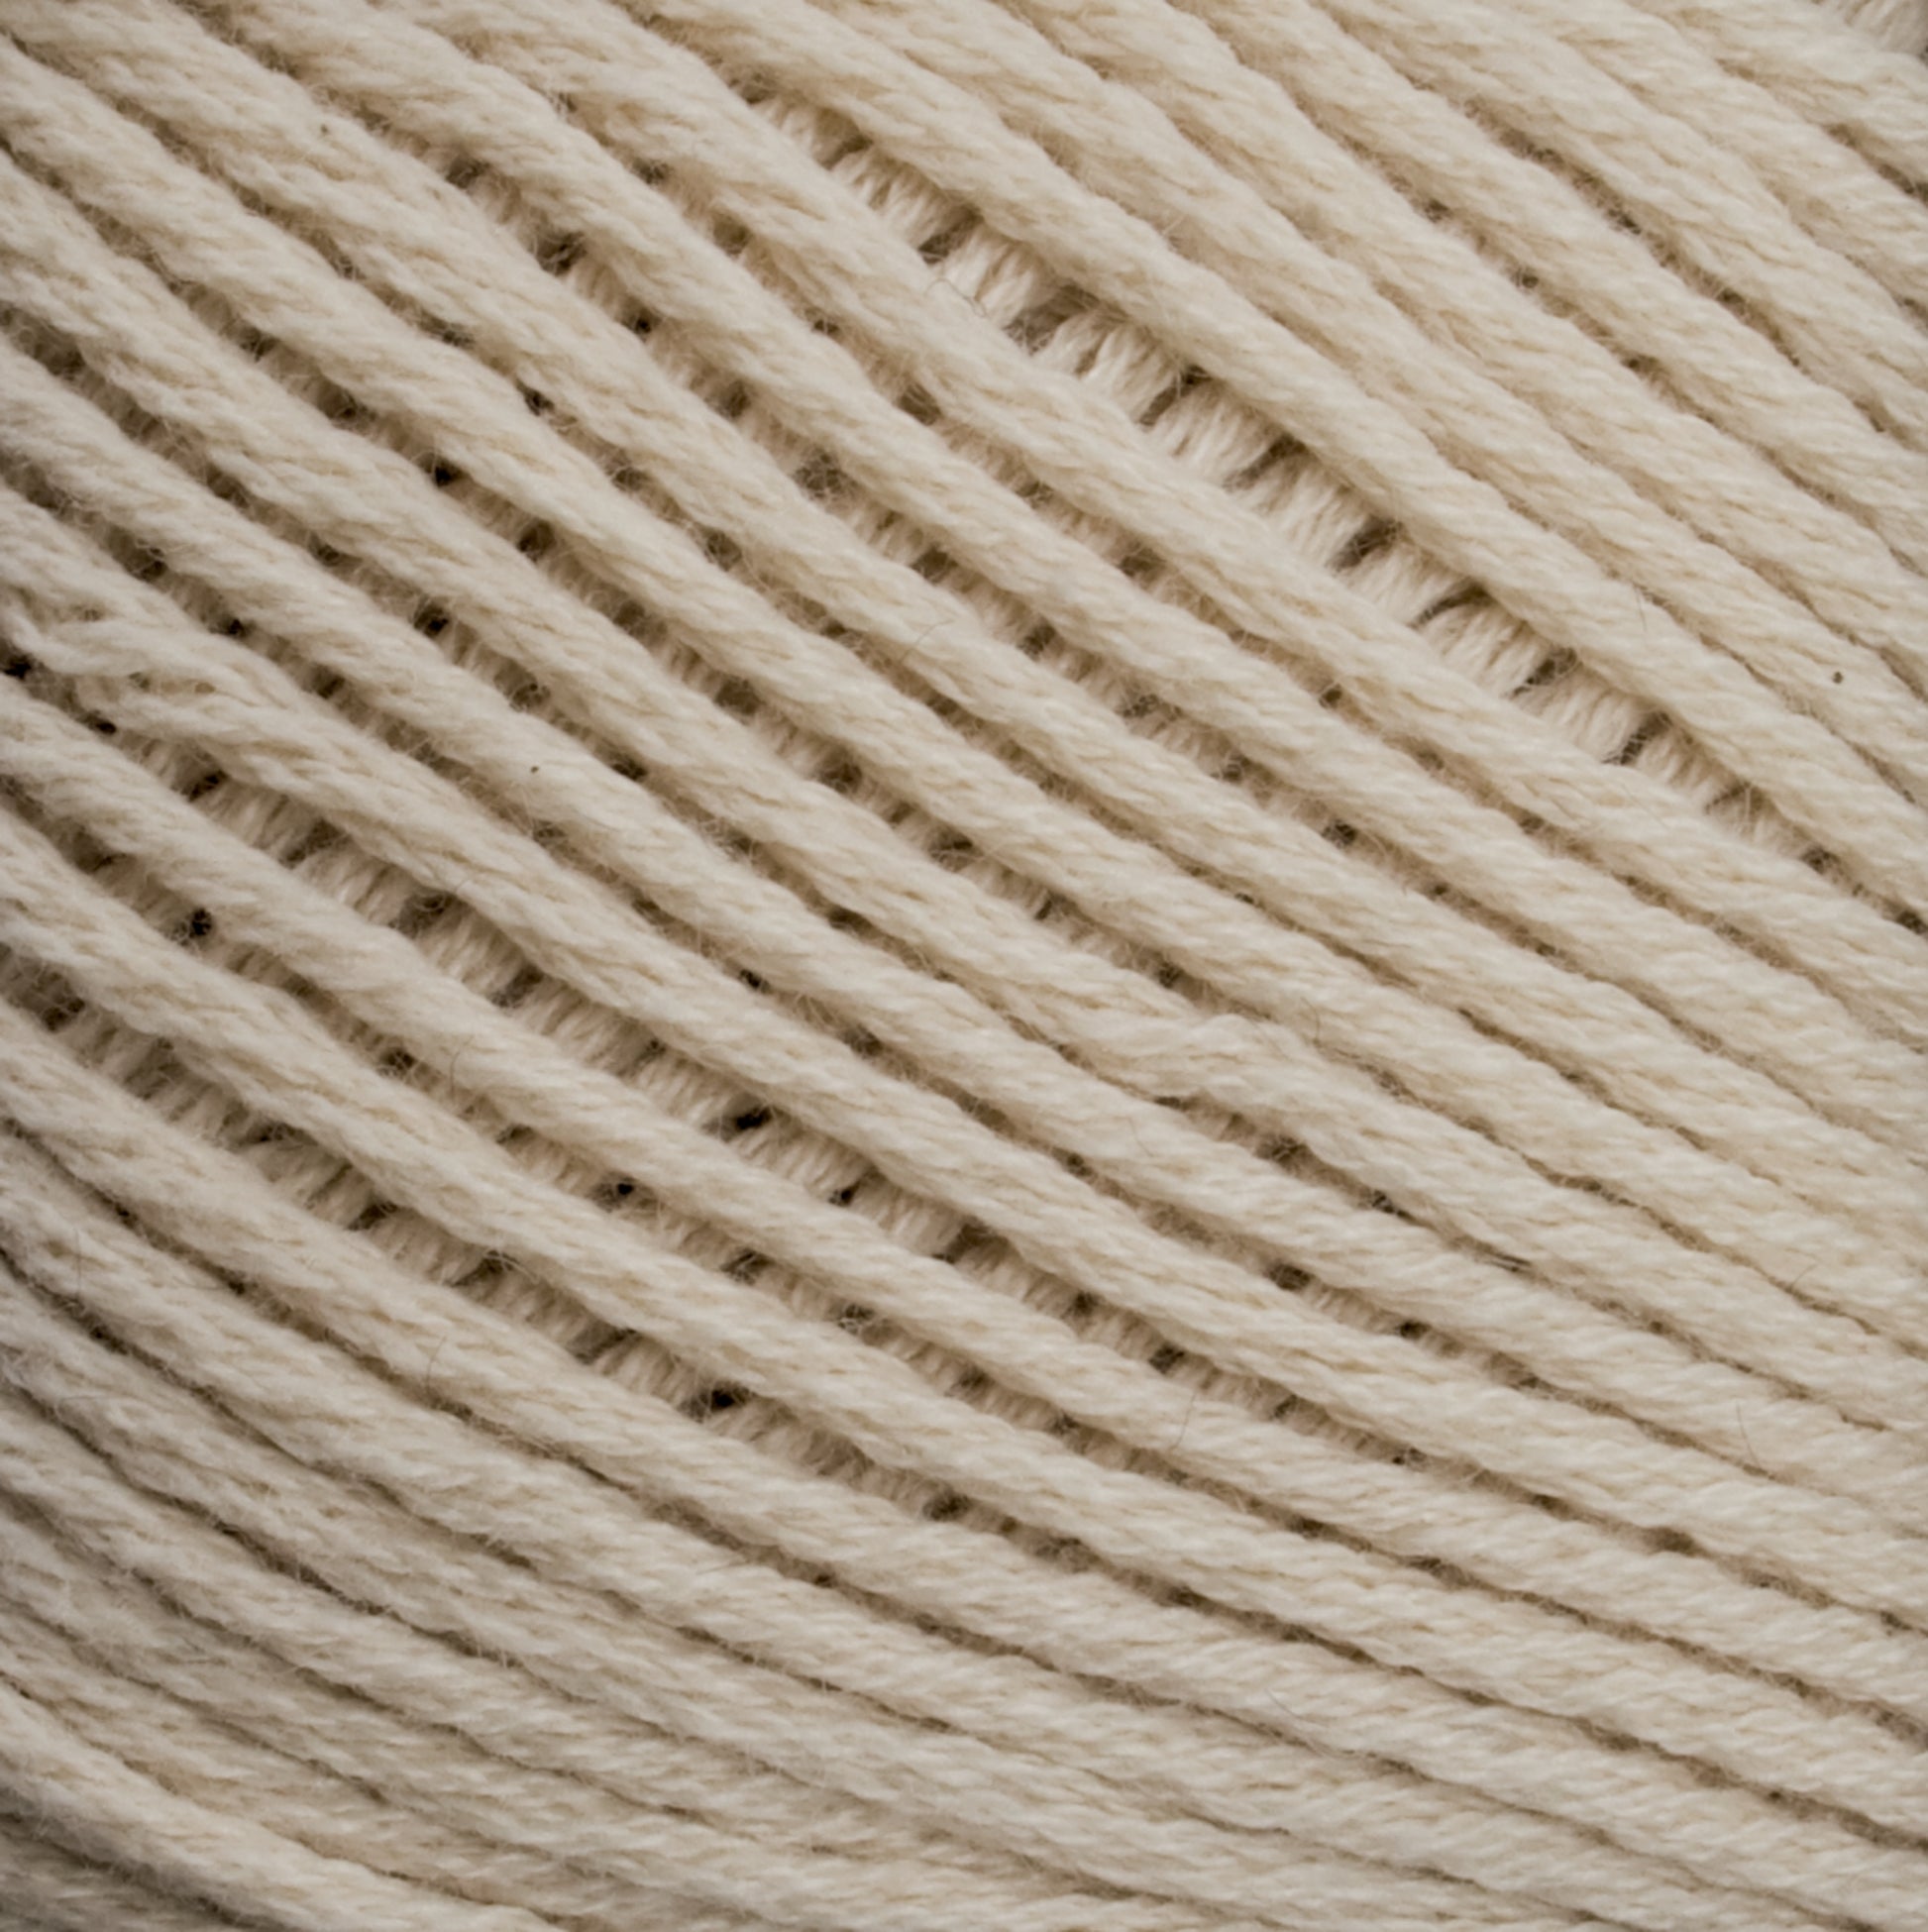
0,2,1922,1928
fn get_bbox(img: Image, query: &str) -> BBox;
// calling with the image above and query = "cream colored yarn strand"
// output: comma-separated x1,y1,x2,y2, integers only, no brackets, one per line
2,1,1925,1928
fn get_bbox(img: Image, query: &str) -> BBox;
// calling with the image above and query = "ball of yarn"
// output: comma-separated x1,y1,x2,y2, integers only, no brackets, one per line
1,2,1924,1928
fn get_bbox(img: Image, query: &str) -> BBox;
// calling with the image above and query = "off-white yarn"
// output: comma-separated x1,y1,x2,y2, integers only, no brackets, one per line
1,0,1924,1926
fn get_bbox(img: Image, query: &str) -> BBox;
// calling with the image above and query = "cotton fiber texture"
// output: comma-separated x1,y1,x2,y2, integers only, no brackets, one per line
1,1,1927,1928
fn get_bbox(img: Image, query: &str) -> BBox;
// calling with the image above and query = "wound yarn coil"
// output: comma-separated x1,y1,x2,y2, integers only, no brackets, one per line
1,1,1924,1927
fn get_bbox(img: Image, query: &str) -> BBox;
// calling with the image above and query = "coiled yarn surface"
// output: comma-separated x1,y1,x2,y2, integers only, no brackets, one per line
2,1,1927,1927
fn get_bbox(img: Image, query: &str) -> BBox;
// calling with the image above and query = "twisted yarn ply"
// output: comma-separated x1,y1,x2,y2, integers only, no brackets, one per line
1,0,1925,1926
